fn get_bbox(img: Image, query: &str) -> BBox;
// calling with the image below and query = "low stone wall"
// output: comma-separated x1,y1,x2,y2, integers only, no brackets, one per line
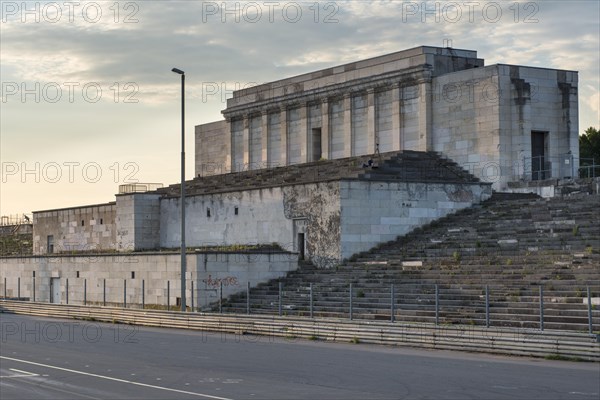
0,251,298,309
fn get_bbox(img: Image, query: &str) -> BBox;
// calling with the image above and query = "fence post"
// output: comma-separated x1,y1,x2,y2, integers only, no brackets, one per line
191,280,194,312
142,279,145,309
349,283,353,321
167,280,170,310
124,279,127,308
539,285,544,331
4,277,6,299
435,284,439,326
103,279,106,306
485,285,490,328
310,283,313,319
84,279,87,306
66,278,69,304
18,277,20,300
588,286,593,335
391,284,395,323
246,281,250,315
219,281,223,314
278,281,282,317
32,275,35,302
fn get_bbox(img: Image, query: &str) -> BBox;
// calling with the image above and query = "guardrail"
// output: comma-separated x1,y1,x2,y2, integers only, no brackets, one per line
1,300,598,361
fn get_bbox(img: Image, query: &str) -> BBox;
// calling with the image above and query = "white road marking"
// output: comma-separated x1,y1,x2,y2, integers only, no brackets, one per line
0,368,40,378
0,356,233,400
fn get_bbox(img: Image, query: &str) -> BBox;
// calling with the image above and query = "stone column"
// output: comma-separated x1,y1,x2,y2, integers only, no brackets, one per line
418,79,432,151
298,103,308,163
367,88,376,154
280,106,288,166
242,115,250,167
392,84,402,151
321,99,330,159
261,111,269,166
343,93,352,157
225,118,233,173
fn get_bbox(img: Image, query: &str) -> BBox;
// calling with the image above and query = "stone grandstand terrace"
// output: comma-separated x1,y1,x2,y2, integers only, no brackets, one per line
218,192,600,332
156,150,482,197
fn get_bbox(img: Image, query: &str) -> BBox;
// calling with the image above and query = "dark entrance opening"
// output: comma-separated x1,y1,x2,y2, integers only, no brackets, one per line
531,131,548,180
298,233,305,260
312,128,322,161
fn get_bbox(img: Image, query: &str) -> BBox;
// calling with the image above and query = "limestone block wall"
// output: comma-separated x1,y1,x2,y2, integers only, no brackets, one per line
497,65,579,184
33,203,117,255
431,64,579,191
0,251,298,309
116,193,161,251
339,181,492,260
195,120,229,177
431,66,503,188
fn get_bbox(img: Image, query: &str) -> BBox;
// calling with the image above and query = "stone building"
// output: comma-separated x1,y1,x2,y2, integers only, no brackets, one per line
196,46,579,190
31,151,491,267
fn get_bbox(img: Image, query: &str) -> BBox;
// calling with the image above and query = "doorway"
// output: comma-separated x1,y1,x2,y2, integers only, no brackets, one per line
298,233,305,260
50,278,60,303
531,131,548,180
311,128,322,161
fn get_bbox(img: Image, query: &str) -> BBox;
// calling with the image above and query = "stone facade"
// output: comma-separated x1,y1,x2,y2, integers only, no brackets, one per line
0,251,298,309
195,46,579,190
33,203,116,254
28,151,492,268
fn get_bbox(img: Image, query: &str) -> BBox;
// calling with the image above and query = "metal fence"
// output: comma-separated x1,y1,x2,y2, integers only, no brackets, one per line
2,277,598,334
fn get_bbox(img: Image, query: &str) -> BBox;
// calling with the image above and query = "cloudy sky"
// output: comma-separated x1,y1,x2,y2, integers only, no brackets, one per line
1,0,599,217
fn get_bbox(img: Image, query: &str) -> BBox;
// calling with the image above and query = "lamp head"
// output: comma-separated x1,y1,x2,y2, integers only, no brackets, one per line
171,68,184,75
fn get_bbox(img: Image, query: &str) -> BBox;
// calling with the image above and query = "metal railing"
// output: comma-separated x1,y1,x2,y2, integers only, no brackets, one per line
522,155,598,181
2,277,598,334
118,183,164,194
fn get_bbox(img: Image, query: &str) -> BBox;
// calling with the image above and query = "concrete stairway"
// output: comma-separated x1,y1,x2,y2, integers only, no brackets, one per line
218,193,600,332
157,150,482,197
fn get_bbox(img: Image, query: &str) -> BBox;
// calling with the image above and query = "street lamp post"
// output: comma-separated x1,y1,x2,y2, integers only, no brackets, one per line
172,67,186,312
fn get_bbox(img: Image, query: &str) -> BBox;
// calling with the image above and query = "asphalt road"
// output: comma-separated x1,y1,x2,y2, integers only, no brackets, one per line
0,313,598,400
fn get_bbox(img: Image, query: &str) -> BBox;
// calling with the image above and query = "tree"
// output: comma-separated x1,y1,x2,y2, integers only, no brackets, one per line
579,127,600,164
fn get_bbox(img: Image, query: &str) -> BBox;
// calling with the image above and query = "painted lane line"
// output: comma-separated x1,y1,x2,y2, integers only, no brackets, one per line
0,356,233,400
0,368,40,378
9,368,39,376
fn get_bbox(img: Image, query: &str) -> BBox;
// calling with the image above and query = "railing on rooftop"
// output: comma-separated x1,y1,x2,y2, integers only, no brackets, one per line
0,214,32,226
118,183,163,194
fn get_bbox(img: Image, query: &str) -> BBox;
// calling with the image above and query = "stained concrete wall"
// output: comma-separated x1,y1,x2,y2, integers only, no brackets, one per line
33,203,116,255
339,181,492,260
159,182,341,268
431,64,579,190
0,251,297,309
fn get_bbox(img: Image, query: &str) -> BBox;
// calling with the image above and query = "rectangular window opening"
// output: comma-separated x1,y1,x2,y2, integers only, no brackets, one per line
131,271,135,279
47,235,54,254
76,271,80,278
207,208,211,218
234,207,239,216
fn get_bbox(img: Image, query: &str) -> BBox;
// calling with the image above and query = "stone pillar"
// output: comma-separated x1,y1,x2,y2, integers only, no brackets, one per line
225,118,233,173
418,79,433,151
392,84,402,151
280,106,288,166
321,99,330,159
242,115,250,167
261,111,269,165
298,103,308,163
367,88,376,154
343,93,352,157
